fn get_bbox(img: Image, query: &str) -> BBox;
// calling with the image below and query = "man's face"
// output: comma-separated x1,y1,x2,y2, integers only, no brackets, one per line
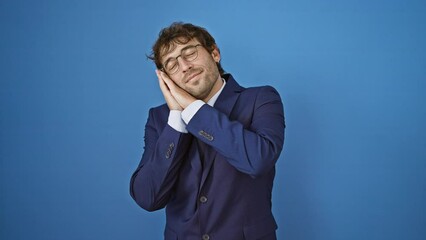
160,39,222,101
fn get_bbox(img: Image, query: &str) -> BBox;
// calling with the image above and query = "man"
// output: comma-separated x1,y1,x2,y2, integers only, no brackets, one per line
130,22,285,240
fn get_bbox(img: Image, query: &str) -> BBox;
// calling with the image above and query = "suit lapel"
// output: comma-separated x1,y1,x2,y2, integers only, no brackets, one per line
213,74,244,116
199,74,244,189
198,141,217,189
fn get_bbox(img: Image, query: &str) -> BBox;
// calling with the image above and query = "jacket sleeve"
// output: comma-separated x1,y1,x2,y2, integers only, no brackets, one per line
185,86,285,178
130,108,192,211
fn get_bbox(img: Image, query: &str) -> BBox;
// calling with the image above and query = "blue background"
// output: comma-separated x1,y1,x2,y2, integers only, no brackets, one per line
1,0,425,239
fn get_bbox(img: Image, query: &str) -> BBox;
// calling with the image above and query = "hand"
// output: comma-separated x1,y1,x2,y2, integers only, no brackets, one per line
157,70,197,109
156,70,182,111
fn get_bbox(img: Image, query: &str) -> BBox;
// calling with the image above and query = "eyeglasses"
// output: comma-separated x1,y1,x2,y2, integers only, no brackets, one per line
161,44,202,75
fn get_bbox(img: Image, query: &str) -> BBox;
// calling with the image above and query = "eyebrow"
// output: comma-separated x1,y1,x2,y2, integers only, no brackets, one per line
163,44,197,67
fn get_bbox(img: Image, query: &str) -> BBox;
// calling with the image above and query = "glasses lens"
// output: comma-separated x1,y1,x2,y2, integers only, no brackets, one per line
165,59,178,74
182,46,198,61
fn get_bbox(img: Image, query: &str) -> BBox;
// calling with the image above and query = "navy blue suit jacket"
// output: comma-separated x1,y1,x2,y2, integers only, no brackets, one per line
130,74,285,240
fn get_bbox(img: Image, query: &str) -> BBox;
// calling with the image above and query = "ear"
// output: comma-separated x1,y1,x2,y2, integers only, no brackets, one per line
211,47,221,63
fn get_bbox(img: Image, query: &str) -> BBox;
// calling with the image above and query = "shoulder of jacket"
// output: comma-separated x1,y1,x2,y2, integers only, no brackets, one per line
241,85,278,94
150,103,168,112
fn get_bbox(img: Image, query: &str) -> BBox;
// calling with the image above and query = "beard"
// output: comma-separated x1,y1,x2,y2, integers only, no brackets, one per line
180,66,220,101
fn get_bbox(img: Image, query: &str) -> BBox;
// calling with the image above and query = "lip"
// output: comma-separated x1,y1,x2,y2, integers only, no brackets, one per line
185,70,202,83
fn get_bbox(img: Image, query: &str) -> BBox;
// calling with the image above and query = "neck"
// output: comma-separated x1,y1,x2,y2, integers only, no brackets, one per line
202,75,223,102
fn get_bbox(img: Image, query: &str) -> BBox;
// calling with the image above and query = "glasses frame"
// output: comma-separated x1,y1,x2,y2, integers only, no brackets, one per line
161,44,202,75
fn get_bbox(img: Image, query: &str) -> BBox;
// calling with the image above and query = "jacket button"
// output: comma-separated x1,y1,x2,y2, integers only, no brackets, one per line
165,143,174,159
202,234,210,240
198,130,214,141
199,196,208,203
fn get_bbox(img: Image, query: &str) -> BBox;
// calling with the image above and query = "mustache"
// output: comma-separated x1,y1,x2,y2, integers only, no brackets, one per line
184,69,202,83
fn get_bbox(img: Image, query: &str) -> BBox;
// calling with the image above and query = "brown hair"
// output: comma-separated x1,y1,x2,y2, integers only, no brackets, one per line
147,22,225,75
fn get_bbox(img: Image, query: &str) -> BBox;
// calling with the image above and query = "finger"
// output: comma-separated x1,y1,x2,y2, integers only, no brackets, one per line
156,71,182,110
155,69,164,82
155,70,169,88
158,78,168,93
158,71,176,89
157,75,172,96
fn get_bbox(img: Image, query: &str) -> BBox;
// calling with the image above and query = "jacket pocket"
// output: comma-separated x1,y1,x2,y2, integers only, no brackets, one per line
243,215,277,240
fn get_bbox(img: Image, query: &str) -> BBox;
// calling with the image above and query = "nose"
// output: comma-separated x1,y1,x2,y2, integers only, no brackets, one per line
177,56,193,73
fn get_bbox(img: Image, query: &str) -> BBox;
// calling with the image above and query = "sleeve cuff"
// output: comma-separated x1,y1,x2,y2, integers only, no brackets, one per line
182,100,205,124
168,110,188,133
